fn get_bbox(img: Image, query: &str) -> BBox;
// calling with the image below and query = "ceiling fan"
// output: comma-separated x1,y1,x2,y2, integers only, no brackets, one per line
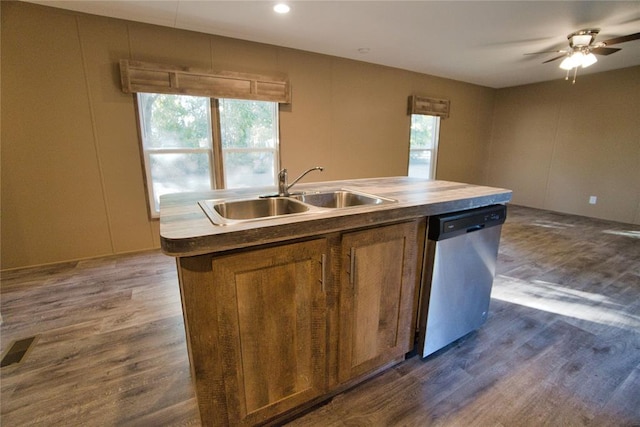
527,29,640,83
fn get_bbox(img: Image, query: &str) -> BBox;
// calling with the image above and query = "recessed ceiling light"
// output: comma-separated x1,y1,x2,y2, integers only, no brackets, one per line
274,3,290,14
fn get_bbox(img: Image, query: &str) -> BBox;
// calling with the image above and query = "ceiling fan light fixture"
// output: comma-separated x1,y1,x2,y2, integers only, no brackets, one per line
571,34,593,47
273,3,290,14
559,52,581,70
559,56,575,70
568,29,599,47
558,50,597,70
581,52,597,68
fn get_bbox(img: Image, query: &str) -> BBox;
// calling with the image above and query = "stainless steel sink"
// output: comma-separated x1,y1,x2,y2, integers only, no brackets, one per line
199,189,396,225
199,197,310,225
291,189,396,208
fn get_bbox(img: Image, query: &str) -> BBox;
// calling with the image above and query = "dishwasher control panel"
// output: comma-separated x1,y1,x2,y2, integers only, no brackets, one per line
428,204,506,241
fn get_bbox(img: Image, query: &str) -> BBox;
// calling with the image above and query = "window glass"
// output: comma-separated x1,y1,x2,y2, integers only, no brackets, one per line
218,99,279,188
223,151,276,189
410,114,436,149
408,150,432,178
219,99,278,149
148,153,212,209
408,114,440,179
139,93,212,149
137,94,280,217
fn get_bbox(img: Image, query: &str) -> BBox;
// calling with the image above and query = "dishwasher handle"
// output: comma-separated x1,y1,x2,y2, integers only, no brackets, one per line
466,224,485,233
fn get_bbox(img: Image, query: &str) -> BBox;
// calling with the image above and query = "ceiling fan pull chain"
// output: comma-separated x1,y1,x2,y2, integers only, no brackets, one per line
572,67,578,84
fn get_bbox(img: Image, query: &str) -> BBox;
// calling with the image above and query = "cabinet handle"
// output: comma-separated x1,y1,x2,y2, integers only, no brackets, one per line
320,254,326,293
349,247,356,285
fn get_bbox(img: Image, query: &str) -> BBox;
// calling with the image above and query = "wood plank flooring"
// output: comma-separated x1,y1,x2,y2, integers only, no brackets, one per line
2,205,639,426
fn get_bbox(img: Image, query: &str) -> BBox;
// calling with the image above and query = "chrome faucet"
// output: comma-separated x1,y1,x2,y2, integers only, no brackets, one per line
278,166,324,196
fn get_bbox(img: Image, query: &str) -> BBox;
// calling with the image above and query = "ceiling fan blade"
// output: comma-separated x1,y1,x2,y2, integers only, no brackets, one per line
542,54,567,64
599,32,640,46
524,50,567,56
591,47,621,55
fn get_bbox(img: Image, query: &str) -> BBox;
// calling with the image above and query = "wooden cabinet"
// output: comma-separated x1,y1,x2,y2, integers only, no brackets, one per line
211,238,328,426
338,222,421,383
177,220,424,425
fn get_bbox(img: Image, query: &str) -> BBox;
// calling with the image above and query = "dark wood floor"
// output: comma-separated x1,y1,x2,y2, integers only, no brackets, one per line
2,205,639,426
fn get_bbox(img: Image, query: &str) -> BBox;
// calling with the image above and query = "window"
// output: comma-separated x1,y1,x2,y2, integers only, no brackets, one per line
218,99,279,189
137,93,279,217
408,114,440,179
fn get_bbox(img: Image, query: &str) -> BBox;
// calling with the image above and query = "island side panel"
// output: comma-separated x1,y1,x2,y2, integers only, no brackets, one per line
177,254,228,426
413,218,427,341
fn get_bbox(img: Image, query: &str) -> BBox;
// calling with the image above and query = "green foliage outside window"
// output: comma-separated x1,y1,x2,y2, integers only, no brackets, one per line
219,99,277,149
140,93,211,149
410,115,436,149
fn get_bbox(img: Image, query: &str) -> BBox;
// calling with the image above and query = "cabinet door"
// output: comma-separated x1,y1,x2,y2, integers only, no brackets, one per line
213,239,328,426
338,222,419,382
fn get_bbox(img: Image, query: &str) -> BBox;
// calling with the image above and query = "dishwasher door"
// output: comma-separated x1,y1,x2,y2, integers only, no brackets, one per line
417,205,506,358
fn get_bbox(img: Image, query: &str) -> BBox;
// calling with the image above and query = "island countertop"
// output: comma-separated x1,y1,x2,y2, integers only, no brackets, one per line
160,176,512,257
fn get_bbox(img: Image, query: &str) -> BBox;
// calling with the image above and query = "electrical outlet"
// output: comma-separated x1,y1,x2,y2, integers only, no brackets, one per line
589,196,597,205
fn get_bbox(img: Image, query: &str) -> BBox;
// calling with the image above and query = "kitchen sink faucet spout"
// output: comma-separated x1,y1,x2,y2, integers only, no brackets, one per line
278,166,324,196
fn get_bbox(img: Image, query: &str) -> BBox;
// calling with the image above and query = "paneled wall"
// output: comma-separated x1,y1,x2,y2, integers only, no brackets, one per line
487,67,640,225
1,2,494,269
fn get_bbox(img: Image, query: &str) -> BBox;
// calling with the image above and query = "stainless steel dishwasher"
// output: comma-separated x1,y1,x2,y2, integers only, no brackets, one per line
417,204,507,357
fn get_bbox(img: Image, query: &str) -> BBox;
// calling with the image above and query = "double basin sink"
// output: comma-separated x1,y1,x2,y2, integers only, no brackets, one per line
199,189,396,226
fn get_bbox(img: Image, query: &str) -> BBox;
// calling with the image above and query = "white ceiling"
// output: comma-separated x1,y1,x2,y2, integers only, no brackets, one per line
26,1,640,88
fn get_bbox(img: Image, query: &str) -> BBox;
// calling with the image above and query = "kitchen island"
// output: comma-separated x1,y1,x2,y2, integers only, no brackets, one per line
160,177,511,426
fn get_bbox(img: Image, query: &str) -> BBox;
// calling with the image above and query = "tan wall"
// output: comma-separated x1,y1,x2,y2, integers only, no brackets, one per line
1,2,495,269
487,66,640,225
